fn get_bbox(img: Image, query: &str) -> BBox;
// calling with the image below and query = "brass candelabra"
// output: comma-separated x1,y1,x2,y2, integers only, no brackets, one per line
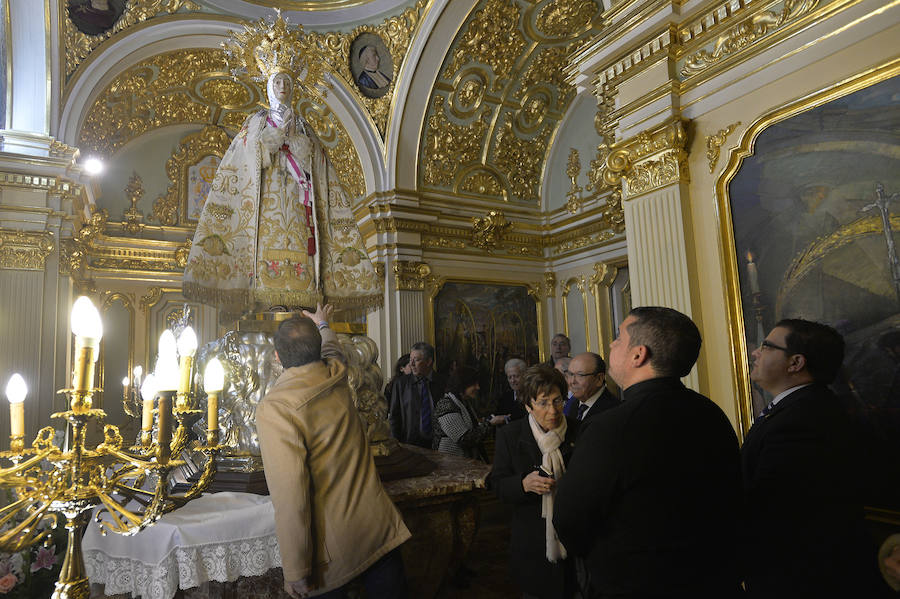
0,296,224,599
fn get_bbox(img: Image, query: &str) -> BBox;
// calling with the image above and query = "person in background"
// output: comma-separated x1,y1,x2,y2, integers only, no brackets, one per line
433,366,505,460
553,356,577,418
490,365,578,599
389,342,445,448
566,352,618,427
494,358,528,424
554,307,742,599
384,353,411,405
543,334,571,367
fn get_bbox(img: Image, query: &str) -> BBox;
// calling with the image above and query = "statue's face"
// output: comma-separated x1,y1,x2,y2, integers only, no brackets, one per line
271,73,292,103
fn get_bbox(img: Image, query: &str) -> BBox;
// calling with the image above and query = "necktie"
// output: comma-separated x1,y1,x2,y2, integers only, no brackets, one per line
759,400,777,419
419,378,432,436
577,402,588,421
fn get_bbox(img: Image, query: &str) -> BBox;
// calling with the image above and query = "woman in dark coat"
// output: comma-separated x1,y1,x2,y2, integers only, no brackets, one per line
489,365,578,599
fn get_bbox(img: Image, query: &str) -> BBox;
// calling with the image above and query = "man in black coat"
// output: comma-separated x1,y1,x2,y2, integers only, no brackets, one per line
567,352,619,427
553,307,742,599
743,319,885,598
388,341,445,448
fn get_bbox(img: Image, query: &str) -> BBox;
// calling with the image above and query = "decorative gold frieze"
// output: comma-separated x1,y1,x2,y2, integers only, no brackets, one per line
151,126,232,227
442,0,526,86
566,148,584,214
122,173,145,236
706,122,741,173
393,261,432,291
423,96,491,187
65,0,201,78
422,236,467,250
680,0,820,78
535,0,599,39
0,230,55,271
492,113,551,201
49,139,80,162
471,210,512,253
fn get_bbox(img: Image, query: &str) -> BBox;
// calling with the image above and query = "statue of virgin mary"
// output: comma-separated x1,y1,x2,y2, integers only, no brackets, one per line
183,14,382,320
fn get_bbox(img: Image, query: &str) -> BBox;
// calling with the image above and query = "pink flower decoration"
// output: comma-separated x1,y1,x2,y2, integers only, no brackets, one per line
294,263,304,277
30,546,56,572
0,573,17,593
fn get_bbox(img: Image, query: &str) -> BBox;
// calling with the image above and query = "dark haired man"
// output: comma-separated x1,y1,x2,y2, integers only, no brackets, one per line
543,333,571,367
389,341,446,448
257,304,410,599
743,319,883,597
554,307,742,598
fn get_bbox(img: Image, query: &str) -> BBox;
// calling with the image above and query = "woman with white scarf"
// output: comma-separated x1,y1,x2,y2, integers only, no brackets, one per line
490,365,579,599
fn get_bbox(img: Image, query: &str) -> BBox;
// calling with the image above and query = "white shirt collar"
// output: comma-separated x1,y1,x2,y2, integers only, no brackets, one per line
769,383,812,409
580,385,607,415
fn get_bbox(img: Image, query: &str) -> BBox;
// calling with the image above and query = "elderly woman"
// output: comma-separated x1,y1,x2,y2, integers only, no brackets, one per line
489,365,578,599
433,366,504,460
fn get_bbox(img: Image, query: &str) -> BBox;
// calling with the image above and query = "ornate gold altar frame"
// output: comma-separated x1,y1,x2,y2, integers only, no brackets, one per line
424,276,546,364
715,57,900,439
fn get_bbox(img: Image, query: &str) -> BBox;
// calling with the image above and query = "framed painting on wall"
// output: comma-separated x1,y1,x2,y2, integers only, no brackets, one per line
719,64,900,505
429,281,542,416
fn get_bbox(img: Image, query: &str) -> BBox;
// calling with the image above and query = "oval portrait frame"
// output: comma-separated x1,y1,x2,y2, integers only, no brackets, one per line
67,0,126,36
349,32,394,100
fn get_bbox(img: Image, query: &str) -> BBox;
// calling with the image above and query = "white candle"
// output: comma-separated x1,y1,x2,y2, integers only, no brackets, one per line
746,251,760,294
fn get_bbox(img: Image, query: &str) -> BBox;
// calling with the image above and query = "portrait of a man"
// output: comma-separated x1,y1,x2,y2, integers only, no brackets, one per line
350,33,393,99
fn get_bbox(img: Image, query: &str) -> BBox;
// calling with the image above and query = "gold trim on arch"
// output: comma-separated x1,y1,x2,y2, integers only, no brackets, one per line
424,276,546,365
714,57,900,441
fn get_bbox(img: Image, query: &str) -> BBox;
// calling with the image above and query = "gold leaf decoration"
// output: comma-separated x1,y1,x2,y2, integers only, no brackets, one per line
706,122,741,173
65,0,201,78
458,169,506,199
442,0,526,86
472,210,512,253
423,96,490,187
536,0,598,38
516,45,577,111
0,230,55,271
492,113,551,201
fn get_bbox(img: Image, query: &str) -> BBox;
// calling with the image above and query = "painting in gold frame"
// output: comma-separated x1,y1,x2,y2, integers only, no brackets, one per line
717,59,900,458
427,279,543,417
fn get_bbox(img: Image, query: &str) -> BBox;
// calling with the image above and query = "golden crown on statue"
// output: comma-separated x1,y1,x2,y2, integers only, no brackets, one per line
223,9,330,97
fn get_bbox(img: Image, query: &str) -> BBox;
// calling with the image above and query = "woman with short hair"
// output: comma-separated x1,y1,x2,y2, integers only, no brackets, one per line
489,364,578,599
432,366,495,460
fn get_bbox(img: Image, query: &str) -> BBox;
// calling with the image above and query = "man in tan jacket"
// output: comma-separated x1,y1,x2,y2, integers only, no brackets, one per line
257,304,411,598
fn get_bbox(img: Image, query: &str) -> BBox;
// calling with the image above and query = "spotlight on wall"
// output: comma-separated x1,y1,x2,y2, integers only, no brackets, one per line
83,157,104,175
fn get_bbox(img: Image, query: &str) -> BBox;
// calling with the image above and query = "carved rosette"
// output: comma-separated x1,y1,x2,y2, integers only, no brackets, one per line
0,230,55,271
393,261,432,291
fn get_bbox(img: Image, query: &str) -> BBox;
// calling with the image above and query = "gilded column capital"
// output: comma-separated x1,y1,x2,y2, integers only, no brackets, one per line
393,261,432,291
604,118,691,200
589,261,618,288
0,230,55,271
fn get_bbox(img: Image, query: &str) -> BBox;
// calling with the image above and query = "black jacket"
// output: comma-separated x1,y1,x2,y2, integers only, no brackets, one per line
490,416,578,599
741,383,884,598
553,377,742,598
575,386,619,430
388,372,446,448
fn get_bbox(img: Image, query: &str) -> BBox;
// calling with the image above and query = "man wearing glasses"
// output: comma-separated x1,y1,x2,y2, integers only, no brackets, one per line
567,352,619,427
743,319,881,597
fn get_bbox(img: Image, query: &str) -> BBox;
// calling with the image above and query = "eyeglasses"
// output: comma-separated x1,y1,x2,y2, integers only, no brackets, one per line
570,371,600,379
760,340,789,353
532,398,566,409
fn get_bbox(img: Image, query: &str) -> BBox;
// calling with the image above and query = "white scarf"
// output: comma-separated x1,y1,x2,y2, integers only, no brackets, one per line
527,413,568,563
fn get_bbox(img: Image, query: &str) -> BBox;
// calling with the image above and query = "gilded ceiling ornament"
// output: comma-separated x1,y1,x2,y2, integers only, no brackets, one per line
64,0,201,78
451,73,488,118
492,113,551,201
79,49,253,157
151,126,232,227
392,261,432,291
423,96,491,187
0,230,55,271
566,148,584,214
535,0,599,38
122,172,145,236
471,210,512,253
706,122,741,173
457,168,506,200
442,0,526,87
517,45,576,111
681,0,819,78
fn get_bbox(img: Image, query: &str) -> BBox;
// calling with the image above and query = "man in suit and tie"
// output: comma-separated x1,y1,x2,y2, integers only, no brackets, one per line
554,307,742,598
567,352,618,426
389,342,445,448
743,319,884,598
494,358,528,423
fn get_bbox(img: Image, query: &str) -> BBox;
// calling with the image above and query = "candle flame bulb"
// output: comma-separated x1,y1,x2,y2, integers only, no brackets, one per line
6,374,26,443
158,330,177,361
71,296,103,345
203,359,225,393
177,327,198,358
6,374,26,404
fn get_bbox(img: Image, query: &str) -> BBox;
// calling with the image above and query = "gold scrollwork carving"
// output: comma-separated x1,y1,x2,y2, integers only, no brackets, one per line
0,230,55,271
140,287,164,313
175,238,192,269
706,122,741,173
457,167,507,200
680,0,819,78
517,45,577,112
151,125,232,227
492,113,551,201
604,119,690,199
65,208,109,275
590,261,618,288
122,173,145,236
626,153,684,197
566,148,583,214
471,210,512,253
442,0,526,86
64,0,201,78
423,96,490,187
422,236,467,250
373,261,386,280
544,272,557,298
393,261,432,291
535,0,599,39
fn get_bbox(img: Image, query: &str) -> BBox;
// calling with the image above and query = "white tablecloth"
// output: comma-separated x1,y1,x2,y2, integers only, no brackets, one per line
83,492,281,599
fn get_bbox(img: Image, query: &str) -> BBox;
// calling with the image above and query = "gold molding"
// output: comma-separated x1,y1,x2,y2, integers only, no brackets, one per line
122,173,145,236
0,229,55,271
706,122,741,173
605,117,690,200
392,260,432,291
566,148,584,214
471,210,512,253
714,57,900,441
589,261,618,360
544,271,557,298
